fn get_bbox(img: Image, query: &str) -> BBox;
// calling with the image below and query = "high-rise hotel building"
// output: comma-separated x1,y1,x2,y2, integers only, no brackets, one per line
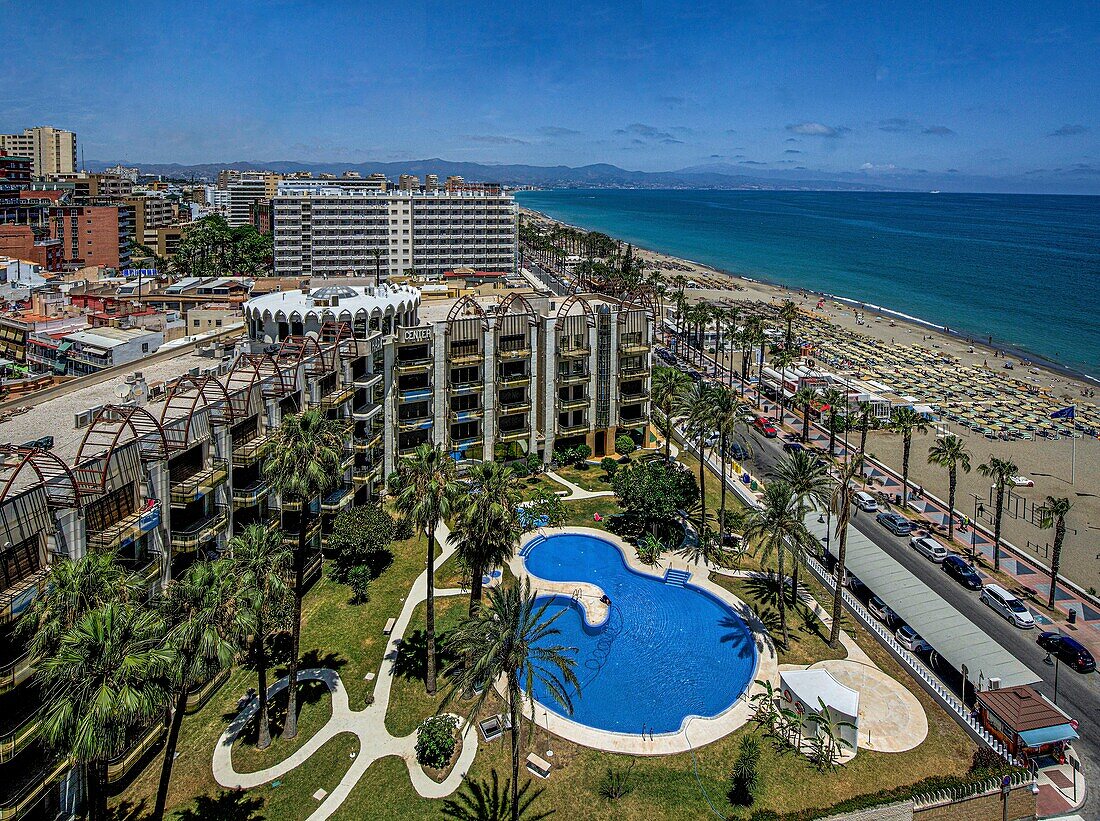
271,182,517,280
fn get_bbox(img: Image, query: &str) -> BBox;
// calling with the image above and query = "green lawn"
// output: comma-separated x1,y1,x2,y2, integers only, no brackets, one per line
517,472,569,501
232,679,333,774
553,462,614,492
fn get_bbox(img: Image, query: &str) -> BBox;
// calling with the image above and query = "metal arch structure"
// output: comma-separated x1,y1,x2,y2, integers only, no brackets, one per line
160,374,235,445
320,320,360,362
76,404,170,471
555,294,596,327
0,445,84,510
278,334,330,378
227,352,296,399
445,295,489,329
497,292,537,325
622,286,662,325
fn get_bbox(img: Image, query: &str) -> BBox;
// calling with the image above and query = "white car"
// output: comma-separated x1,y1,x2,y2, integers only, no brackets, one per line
867,596,900,627
895,625,932,653
852,491,878,513
1010,475,1035,487
980,583,1036,629
909,535,949,562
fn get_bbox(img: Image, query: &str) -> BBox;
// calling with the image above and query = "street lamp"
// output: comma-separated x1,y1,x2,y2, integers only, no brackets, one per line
1044,651,1060,704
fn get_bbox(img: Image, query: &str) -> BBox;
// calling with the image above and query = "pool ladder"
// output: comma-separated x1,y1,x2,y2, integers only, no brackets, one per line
571,588,582,601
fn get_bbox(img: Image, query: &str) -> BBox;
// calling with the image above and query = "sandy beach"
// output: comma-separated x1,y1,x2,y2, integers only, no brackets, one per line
523,207,1100,593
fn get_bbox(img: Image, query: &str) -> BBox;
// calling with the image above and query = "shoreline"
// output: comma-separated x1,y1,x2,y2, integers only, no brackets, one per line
518,203,1100,387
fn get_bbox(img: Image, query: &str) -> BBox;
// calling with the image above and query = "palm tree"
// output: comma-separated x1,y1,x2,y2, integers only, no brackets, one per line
820,388,846,456
230,523,292,750
263,408,346,738
154,560,246,820
792,385,820,444
977,456,1018,572
651,365,690,461
443,580,579,821
828,457,863,648
769,450,835,604
927,434,971,543
1040,497,1073,610
771,348,798,427
889,407,929,509
38,603,171,821
743,481,811,649
394,443,462,695
450,462,522,615
442,770,552,821
678,525,729,569
710,385,744,540
676,379,716,530
740,318,764,396
856,401,874,456
779,299,799,350
371,247,384,286
20,551,141,659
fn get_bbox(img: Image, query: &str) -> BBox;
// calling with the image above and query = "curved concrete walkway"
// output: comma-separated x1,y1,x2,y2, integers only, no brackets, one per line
544,470,615,500
213,522,477,819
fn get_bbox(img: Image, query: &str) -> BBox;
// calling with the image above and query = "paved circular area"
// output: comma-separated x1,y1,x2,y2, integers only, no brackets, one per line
811,659,928,753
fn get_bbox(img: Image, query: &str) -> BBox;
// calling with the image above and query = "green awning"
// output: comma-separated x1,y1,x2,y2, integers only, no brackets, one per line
57,341,73,352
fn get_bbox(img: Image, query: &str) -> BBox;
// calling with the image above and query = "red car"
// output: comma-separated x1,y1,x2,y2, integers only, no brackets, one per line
753,417,778,437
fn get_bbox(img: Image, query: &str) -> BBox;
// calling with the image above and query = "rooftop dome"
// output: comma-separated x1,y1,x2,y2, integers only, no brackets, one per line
311,285,361,300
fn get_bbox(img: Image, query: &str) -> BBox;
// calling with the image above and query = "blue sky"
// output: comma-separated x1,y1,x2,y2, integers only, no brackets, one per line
2,1,1098,192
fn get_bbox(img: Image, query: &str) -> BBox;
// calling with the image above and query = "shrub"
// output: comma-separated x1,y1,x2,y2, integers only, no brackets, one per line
327,505,395,583
521,487,567,530
509,459,530,478
415,714,458,769
525,452,543,475
615,434,637,456
346,565,371,604
600,456,619,478
729,733,762,806
573,444,592,464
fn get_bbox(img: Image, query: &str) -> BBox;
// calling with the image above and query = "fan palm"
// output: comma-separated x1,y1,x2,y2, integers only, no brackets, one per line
153,559,248,820
1039,497,1073,609
38,603,171,821
889,407,929,510
743,481,811,649
771,348,798,427
20,550,141,659
819,388,846,456
229,523,292,750
651,365,690,461
442,580,579,821
263,408,346,738
779,299,799,349
977,455,1018,572
769,450,835,604
855,401,874,456
710,384,744,541
828,457,864,648
792,385,820,443
676,379,716,530
394,443,462,694
450,461,522,615
927,434,971,543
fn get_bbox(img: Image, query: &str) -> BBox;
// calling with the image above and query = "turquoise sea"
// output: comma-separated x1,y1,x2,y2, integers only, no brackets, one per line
516,190,1100,380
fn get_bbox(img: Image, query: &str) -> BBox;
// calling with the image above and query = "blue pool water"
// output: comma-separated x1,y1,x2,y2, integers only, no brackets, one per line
523,533,758,734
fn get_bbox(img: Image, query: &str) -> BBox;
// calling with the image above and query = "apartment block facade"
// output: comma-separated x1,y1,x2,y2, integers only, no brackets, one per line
271,186,517,279
0,127,77,177
49,203,135,269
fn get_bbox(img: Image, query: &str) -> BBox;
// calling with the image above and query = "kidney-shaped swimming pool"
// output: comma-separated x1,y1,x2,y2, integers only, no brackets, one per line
522,532,758,735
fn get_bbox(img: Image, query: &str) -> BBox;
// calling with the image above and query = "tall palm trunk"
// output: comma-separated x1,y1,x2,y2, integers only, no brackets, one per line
827,413,837,455
900,434,912,510
829,512,849,648
719,430,728,540
1047,516,1065,609
776,545,789,649
697,430,707,531
739,351,748,397
947,467,957,543
508,677,521,821
662,403,672,461
992,482,1005,571
153,682,190,820
802,401,811,442
859,415,869,455
255,612,272,749
284,518,306,739
468,558,484,616
425,518,439,695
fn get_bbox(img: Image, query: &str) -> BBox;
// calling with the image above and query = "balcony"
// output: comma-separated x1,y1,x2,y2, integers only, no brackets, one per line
620,387,650,401
232,479,270,508
498,398,531,414
0,756,70,821
558,421,589,436
557,395,589,410
321,485,354,512
340,450,355,472
498,425,530,443
171,507,229,551
448,380,483,394
87,501,161,553
558,370,590,384
497,342,531,359
232,432,271,467
0,650,35,695
320,383,356,410
557,345,589,358
1,568,49,625
619,360,648,375
619,339,650,354
354,372,383,391
398,414,433,432
450,408,484,423
394,358,432,375
170,459,229,506
106,722,166,785
353,402,383,423
447,347,483,366
0,711,40,764
497,372,530,389
282,518,322,546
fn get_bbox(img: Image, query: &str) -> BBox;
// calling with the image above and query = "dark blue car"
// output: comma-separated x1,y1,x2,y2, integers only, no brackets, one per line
1037,631,1096,673
942,555,983,590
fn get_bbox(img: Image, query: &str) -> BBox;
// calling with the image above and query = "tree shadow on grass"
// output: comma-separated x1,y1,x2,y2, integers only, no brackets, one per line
176,790,266,821
391,628,460,683
106,799,147,821
224,678,332,743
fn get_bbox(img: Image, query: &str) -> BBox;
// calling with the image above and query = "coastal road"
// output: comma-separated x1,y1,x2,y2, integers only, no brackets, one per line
669,347,1099,815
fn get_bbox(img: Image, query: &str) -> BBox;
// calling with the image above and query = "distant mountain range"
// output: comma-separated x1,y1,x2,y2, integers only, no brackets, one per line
86,158,903,192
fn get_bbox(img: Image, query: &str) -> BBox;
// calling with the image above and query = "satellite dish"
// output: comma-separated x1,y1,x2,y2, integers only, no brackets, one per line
115,383,134,401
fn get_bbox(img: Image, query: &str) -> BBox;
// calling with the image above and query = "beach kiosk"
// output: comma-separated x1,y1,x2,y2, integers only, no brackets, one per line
779,669,860,755
976,685,1078,764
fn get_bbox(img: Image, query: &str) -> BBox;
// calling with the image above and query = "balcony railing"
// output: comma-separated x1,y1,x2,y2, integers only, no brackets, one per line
0,756,70,821
449,408,484,422
394,358,432,374
321,485,354,512
497,372,530,388
354,372,383,391
619,340,650,354
447,348,482,365
232,432,271,467
498,399,531,413
106,722,166,784
1,568,49,625
170,459,229,506
0,650,35,695
171,507,229,551
353,402,383,423
620,388,650,401
282,519,322,546
557,370,590,383
0,710,41,763
497,343,531,359
320,383,356,410
619,361,648,375
232,479,270,508
448,381,483,394
87,501,161,552
398,416,433,432
557,345,589,358
558,421,589,436
557,395,588,410
498,426,530,442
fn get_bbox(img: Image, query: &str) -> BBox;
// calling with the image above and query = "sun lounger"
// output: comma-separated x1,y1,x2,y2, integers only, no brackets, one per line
382,618,396,635
526,752,552,779
479,713,514,742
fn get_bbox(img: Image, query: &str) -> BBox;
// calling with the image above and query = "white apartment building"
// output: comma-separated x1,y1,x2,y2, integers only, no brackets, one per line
224,173,271,227
272,184,517,279
0,126,77,176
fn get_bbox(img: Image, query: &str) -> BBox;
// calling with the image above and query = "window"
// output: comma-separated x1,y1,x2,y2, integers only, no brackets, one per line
0,536,42,589
141,343,149,353
193,319,201,327
215,320,222,327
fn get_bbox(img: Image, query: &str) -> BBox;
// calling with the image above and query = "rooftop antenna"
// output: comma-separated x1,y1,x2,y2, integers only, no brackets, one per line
80,145,85,173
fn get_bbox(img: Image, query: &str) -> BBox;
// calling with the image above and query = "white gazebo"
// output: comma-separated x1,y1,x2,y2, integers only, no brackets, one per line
779,669,860,755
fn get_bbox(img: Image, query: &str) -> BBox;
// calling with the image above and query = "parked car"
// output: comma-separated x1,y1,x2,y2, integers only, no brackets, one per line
729,442,750,461
942,555,983,590
875,511,913,536
867,596,901,628
852,491,879,513
753,417,778,438
909,535,949,562
845,573,868,597
782,441,805,454
895,625,932,654
1036,632,1096,673
980,583,1035,629
1010,475,1035,487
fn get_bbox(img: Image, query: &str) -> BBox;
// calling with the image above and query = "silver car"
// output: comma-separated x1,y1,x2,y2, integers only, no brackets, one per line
909,535,948,562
